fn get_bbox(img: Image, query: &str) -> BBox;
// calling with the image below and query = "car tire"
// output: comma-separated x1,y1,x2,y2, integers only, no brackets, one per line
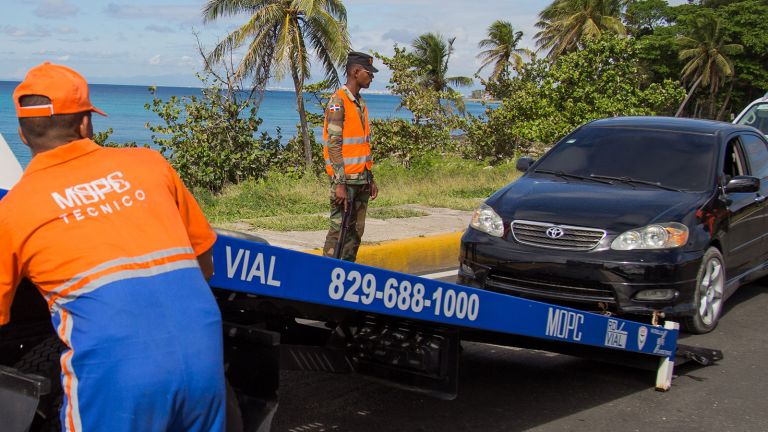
683,247,725,334
13,336,65,432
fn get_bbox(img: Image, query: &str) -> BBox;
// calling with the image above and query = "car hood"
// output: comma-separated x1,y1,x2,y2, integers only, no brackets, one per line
487,176,711,233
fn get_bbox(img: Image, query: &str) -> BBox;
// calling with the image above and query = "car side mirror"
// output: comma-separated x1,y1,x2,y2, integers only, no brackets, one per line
516,156,535,173
725,176,760,193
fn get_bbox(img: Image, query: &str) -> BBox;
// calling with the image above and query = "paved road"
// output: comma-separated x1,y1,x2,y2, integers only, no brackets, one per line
270,274,768,432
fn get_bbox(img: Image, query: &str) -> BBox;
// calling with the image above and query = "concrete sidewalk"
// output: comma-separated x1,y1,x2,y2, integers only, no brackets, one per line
227,205,472,273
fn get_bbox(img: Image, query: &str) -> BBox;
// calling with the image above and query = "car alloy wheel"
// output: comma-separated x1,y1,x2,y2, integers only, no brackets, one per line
698,256,724,327
684,247,725,334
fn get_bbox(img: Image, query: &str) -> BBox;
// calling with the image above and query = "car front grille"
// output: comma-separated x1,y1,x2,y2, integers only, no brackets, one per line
486,273,616,304
510,220,605,251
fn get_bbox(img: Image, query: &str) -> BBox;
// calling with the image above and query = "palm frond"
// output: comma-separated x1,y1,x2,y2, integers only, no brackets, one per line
203,0,276,21
534,0,626,58
294,0,316,17
720,43,743,56
323,0,348,21
447,76,473,87
304,12,350,86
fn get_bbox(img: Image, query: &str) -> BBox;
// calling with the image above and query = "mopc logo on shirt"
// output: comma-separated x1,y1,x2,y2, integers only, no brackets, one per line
51,171,147,224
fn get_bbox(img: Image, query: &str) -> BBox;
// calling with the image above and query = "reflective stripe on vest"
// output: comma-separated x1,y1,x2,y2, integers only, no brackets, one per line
342,136,370,145
322,89,372,177
324,155,372,166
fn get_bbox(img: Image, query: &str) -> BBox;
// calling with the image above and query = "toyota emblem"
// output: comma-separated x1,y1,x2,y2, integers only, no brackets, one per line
546,227,565,239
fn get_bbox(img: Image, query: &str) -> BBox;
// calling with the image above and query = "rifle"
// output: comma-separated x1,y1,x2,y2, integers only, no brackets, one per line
334,198,353,259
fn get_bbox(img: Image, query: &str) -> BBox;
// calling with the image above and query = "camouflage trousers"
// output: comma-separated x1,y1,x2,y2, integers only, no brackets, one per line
323,183,370,262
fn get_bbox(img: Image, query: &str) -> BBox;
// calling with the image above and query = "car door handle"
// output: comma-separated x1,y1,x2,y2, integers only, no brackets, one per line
755,195,767,203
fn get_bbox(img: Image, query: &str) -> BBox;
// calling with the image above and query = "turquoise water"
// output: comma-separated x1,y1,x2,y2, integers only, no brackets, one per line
0,81,488,168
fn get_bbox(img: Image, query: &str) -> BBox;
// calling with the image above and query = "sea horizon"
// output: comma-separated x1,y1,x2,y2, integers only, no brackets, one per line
1,81,489,168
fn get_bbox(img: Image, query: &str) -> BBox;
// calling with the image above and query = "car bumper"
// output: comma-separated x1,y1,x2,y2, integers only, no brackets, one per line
458,228,703,317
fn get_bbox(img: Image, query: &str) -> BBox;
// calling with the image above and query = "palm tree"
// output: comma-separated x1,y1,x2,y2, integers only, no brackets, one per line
411,33,473,93
674,12,743,117
535,0,627,59
476,20,531,80
203,0,351,171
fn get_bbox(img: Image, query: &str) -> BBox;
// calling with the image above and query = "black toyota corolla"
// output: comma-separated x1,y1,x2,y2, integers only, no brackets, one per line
459,117,768,333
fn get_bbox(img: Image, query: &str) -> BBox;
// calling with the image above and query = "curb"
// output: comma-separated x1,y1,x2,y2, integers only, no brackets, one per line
303,231,464,274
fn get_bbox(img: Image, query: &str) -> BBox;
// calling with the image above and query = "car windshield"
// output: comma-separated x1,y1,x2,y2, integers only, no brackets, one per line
533,126,717,191
735,102,768,135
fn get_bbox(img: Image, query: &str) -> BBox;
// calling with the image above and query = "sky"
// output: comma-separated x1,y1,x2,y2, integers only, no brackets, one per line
0,0,685,91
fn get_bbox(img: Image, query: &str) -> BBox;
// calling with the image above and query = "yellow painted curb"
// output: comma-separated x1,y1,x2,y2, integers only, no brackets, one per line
303,231,464,274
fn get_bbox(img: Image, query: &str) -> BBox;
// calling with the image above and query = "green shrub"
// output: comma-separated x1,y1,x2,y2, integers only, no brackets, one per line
370,118,454,164
467,36,686,161
145,74,285,193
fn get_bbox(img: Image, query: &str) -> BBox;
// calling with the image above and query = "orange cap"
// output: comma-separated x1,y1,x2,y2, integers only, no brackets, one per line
13,62,107,118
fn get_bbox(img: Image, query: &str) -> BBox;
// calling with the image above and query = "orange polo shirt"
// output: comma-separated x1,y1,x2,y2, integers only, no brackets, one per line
0,138,216,324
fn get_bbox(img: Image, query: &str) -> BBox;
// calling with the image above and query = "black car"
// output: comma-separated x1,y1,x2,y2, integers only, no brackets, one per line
459,117,768,334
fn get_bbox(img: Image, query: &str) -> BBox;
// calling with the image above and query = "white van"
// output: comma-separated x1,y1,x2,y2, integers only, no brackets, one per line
734,92,768,136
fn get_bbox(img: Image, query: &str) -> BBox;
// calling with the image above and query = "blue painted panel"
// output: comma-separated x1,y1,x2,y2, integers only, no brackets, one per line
0,188,7,201
210,234,678,359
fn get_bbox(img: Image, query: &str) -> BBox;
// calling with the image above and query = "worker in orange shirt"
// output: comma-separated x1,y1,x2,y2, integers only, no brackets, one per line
0,63,226,431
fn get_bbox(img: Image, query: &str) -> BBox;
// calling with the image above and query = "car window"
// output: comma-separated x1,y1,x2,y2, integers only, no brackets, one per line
735,102,768,135
533,127,717,191
740,133,768,179
723,137,747,181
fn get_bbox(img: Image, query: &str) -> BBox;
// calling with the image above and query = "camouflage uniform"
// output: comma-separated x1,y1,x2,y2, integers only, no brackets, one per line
322,85,373,261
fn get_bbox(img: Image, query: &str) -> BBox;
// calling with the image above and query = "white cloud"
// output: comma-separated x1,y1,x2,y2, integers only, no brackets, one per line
381,28,419,44
146,24,176,34
104,3,202,24
1,25,52,38
35,0,79,19
57,26,78,34
178,55,196,67
29,49,124,60
149,55,162,65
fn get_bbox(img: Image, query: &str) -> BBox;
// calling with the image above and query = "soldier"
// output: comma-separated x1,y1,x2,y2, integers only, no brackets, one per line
322,52,380,261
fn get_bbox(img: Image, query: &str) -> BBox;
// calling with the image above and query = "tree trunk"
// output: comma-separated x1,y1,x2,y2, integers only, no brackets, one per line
291,66,313,172
708,91,717,119
675,75,703,118
716,81,734,121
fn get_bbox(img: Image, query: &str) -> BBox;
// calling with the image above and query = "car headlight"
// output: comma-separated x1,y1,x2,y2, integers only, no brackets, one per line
611,223,689,250
470,204,505,237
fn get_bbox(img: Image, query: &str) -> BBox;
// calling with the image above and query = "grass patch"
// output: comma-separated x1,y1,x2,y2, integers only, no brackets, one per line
243,214,328,231
368,207,429,219
200,154,520,230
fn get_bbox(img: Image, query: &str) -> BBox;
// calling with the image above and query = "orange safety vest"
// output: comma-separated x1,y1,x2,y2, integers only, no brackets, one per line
322,89,373,177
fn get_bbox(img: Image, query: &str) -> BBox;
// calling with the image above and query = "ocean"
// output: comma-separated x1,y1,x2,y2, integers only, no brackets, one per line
0,81,489,168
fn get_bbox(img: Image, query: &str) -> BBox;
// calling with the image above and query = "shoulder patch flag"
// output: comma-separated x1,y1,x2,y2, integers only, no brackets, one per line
329,104,341,112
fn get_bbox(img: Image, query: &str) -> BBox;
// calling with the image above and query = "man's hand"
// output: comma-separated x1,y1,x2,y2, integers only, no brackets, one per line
334,184,348,210
370,181,379,200
197,248,214,280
